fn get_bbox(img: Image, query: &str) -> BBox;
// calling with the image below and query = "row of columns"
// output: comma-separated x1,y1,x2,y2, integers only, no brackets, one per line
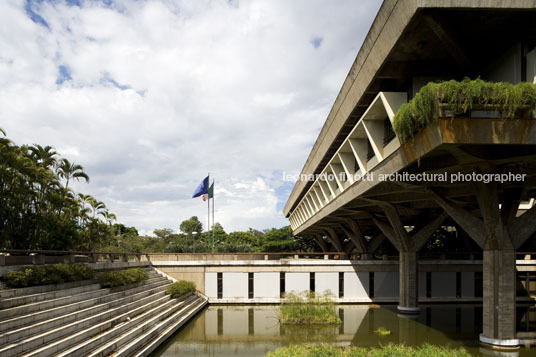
308,181,536,348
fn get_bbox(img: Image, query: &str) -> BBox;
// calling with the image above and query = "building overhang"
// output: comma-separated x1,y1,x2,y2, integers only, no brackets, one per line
284,0,536,217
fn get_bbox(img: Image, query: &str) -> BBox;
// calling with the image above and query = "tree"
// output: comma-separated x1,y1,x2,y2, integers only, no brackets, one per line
28,144,57,169
179,216,203,234
259,226,299,252
0,130,117,251
56,158,89,188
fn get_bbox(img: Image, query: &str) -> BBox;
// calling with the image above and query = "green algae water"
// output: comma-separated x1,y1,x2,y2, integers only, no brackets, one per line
151,305,536,357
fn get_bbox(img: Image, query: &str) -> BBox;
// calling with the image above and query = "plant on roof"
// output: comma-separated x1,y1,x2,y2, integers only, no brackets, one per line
393,78,536,143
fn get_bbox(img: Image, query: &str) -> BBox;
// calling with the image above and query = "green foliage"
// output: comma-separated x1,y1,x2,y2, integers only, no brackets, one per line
180,216,203,234
2,263,94,288
280,291,341,325
96,268,148,288
166,280,196,298
266,344,471,357
393,78,536,143
374,327,391,335
0,131,117,250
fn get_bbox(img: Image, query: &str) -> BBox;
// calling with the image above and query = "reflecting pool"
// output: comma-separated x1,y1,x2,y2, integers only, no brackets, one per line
151,305,536,357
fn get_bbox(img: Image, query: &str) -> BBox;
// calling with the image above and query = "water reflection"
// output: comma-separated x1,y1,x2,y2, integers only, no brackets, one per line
151,305,536,357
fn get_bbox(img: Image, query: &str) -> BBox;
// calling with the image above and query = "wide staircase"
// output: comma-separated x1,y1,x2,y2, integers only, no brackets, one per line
0,267,207,357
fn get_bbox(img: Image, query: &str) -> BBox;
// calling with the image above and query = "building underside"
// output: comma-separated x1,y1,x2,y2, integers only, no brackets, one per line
284,0,536,348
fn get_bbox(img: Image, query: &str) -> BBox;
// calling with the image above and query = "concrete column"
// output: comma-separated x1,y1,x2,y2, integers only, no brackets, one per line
480,249,518,348
398,251,419,314
361,253,373,260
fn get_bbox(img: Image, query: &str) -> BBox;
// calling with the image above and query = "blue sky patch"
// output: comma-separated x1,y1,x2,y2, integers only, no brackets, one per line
311,36,323,49
274,179,295,213
101,73,131,90
56,65,72,85
25,0,49,28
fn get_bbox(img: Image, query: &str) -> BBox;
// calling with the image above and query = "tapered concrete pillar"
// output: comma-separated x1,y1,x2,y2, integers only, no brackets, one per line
480,249,518,348
398,251,419,314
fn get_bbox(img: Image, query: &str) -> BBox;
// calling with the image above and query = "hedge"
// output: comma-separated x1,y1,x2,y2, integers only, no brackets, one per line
166,280,196,298
393,78,536,143
2,263,94,288
96,268,148,288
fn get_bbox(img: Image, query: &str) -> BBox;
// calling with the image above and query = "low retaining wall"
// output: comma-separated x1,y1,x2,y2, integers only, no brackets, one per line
153,259,491,303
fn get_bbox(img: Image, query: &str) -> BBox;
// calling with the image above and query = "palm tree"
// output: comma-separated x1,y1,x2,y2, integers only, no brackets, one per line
89,198,106,219
102,210,117,225
0,127,5,136
56,158,89,189
28,144,58,169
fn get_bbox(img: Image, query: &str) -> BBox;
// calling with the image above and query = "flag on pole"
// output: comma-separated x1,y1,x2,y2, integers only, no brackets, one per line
208,182,214,199
192,176,209,198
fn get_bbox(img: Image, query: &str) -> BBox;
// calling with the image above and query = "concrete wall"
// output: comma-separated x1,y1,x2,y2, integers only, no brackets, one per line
343,272,369,300
431,272,456,298
484,43,523,84
205,272,217,299
374,272,398,298
223,273,248,299
254,272,279,298
285,272,309,294
316,272,338,295
155,259,492,303
527,46,536,84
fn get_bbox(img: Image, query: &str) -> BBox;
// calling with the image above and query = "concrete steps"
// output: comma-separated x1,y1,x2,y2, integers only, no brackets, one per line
0,267,206,356
0,278,167,333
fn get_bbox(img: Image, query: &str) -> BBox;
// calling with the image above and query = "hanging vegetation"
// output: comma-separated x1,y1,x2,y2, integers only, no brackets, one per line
393,78,536,143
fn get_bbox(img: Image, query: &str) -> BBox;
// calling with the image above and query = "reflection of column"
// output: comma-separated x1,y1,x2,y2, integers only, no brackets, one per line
217,308,223,335
338,308,344,334
398,313,418,345
248,308,254,335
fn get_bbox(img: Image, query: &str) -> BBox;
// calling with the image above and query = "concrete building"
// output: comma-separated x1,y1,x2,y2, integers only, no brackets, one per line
283,0,536,348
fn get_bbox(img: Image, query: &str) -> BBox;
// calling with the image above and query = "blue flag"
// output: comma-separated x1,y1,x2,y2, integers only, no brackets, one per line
192,176,209,198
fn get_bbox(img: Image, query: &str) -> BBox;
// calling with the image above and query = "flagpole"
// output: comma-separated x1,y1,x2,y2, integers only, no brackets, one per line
212,180,215,253
207,172,210,253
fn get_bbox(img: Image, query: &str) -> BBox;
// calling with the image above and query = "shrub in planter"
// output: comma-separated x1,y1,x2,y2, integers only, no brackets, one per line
2,263,94,288
97,268,148,288
166,280,196,298
393,78,536,143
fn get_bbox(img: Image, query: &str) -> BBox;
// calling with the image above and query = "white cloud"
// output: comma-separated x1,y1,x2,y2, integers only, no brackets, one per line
0,0,382,233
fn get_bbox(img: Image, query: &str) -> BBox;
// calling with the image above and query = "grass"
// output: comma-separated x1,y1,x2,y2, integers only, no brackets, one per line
265,343,472,357
393,78,536,143
166,280,196,298
96,267,148,288
280,291,341,325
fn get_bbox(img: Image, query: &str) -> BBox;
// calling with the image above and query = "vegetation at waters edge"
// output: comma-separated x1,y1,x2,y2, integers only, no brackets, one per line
393,78,536,143
96,268,148,288
1,263,94,288
280,291,341,325
374,327,390,335
265,343,471,357
166,280,196,298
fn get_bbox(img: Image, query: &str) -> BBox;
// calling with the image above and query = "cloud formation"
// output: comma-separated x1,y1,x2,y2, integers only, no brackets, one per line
0,0,381,234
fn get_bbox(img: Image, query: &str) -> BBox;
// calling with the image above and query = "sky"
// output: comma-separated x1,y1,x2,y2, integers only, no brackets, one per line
0,0,382,235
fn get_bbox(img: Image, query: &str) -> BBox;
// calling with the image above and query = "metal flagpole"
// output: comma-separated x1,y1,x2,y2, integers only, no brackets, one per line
207,173,210,253
212,180,215,253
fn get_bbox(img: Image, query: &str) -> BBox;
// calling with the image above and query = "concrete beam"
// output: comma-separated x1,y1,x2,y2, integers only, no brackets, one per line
341,219,367,253
322,227,344,252
429,189,486,248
